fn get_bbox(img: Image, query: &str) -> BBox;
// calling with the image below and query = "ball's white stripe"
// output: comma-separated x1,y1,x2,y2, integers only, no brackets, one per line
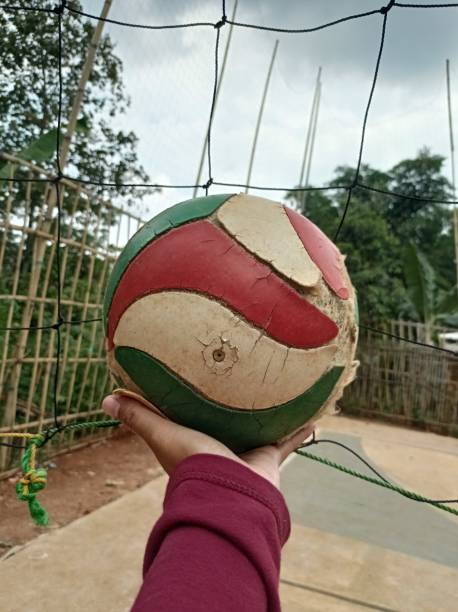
217,194,321,289
114,291,337,410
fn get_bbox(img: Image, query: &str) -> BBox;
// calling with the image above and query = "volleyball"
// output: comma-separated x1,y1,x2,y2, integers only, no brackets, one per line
103,193,359,452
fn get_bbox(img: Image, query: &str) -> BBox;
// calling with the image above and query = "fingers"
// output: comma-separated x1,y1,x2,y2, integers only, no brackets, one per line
276,423,315,465
102,394,315,476
102,393,237,474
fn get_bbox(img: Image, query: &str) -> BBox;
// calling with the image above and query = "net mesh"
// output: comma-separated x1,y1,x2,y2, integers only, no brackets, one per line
0,0,457,515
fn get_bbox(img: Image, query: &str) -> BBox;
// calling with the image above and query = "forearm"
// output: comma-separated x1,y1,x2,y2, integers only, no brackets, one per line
131,454,291,612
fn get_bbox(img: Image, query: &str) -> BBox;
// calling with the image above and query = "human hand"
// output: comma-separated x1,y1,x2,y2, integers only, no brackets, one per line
102,394,315,490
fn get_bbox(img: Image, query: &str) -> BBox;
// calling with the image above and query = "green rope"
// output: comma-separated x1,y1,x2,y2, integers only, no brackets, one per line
14,419,120,526
44,419,121,442
295,448,458,517
15,433,48,526
12,420,458,524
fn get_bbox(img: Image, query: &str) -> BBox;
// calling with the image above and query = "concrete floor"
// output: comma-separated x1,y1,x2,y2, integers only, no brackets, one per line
280,417,458,611
1,415,457,611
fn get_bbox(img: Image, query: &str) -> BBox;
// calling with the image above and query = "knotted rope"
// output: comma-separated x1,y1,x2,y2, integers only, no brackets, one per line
2,433,48,525
1,420,120,525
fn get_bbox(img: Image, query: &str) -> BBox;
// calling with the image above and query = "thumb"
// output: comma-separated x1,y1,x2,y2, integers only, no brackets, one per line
102,394,174,453
102,394,234,474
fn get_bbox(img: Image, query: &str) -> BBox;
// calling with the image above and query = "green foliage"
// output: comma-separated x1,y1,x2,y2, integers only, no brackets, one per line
403,243,457,330
0,0,150,202
0,2,150,424
0,119,89,179
0,238,113,424
403,243,436,325
387,148,455,287
0,129,60,180
288,150,456,324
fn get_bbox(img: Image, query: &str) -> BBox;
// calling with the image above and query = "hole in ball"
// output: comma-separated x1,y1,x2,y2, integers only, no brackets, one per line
212,349,225,362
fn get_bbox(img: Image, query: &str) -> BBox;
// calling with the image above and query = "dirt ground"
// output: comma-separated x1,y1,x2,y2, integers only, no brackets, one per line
0,428,162,554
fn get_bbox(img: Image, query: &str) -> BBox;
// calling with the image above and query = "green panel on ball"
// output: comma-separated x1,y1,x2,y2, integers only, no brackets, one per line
115,346,343,453
103,193,235,329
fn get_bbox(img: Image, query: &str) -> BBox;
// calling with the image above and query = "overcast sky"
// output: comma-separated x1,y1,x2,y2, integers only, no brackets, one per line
81,0,458,218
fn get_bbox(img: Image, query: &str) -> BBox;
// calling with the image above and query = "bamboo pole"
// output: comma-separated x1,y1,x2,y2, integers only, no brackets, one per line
446,60,456,195
54,187,84,403
85,212,116,410
445,59,458,295
303,68,321,211
192,0,238,197
60,0,113,169
1,1,113,465
245,39,279,194
305,80,321,188
301,69,322,211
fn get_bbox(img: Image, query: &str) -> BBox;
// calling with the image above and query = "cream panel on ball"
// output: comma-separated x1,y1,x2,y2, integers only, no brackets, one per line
113,291,337,410
217,194,321,289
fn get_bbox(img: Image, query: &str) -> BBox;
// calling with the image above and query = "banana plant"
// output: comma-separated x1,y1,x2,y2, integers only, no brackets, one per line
403,242,458,343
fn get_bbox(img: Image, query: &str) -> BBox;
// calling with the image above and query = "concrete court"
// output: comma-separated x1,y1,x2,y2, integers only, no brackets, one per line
0,415,457,612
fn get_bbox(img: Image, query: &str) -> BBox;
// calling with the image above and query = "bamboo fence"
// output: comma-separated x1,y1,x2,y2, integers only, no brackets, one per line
341,323,458,435
0,154,144,473
1,153,457,474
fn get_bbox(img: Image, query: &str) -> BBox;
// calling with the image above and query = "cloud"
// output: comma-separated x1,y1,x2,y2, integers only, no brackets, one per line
82,0,458,216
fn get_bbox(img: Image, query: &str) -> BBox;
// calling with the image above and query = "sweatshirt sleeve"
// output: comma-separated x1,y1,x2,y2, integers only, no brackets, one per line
131,453,291,612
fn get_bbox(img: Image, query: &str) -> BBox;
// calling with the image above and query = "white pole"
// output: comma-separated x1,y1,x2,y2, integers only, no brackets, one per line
245,39,279,194
302,69,322,211
446,59,458,293
298,67,321,209
60,0,113,169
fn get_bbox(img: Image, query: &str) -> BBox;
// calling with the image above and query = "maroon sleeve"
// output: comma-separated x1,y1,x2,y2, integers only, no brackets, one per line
131,453,291,612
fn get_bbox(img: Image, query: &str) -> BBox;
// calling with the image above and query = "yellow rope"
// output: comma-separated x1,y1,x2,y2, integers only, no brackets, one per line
1,432,40,470
1,422,119,526
19,470,47,495
1,431,49,525
0,432,36,439
30,443,37,470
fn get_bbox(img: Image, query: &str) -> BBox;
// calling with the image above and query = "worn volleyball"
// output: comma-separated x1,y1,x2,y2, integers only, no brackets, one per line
103,193,359,452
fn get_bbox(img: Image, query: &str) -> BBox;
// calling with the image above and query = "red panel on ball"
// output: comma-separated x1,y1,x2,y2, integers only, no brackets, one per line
284,206,349,300
107,220,339,350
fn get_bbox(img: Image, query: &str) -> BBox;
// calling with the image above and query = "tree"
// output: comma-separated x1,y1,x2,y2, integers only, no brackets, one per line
0,3,155,422
0,0,149,202
287,151,456,324
0,0,157,312
387,148,454,287
288,165,406,323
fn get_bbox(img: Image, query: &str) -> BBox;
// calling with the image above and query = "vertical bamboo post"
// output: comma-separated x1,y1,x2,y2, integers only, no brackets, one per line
192,0,238,197
245,39,279,194
298,67,321,210
446,60,456,194
303,72,322,211
446,59,458,295
1,1,113,466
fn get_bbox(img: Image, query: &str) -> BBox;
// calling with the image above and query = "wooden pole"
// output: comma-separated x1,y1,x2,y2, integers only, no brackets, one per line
446,60,456,195
300,68,322,211
1,0,113,464
192,0,238,197
298,69,321,190
446,59,458,294
245,39,279,194
59,0,113,169
305,79,321,189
